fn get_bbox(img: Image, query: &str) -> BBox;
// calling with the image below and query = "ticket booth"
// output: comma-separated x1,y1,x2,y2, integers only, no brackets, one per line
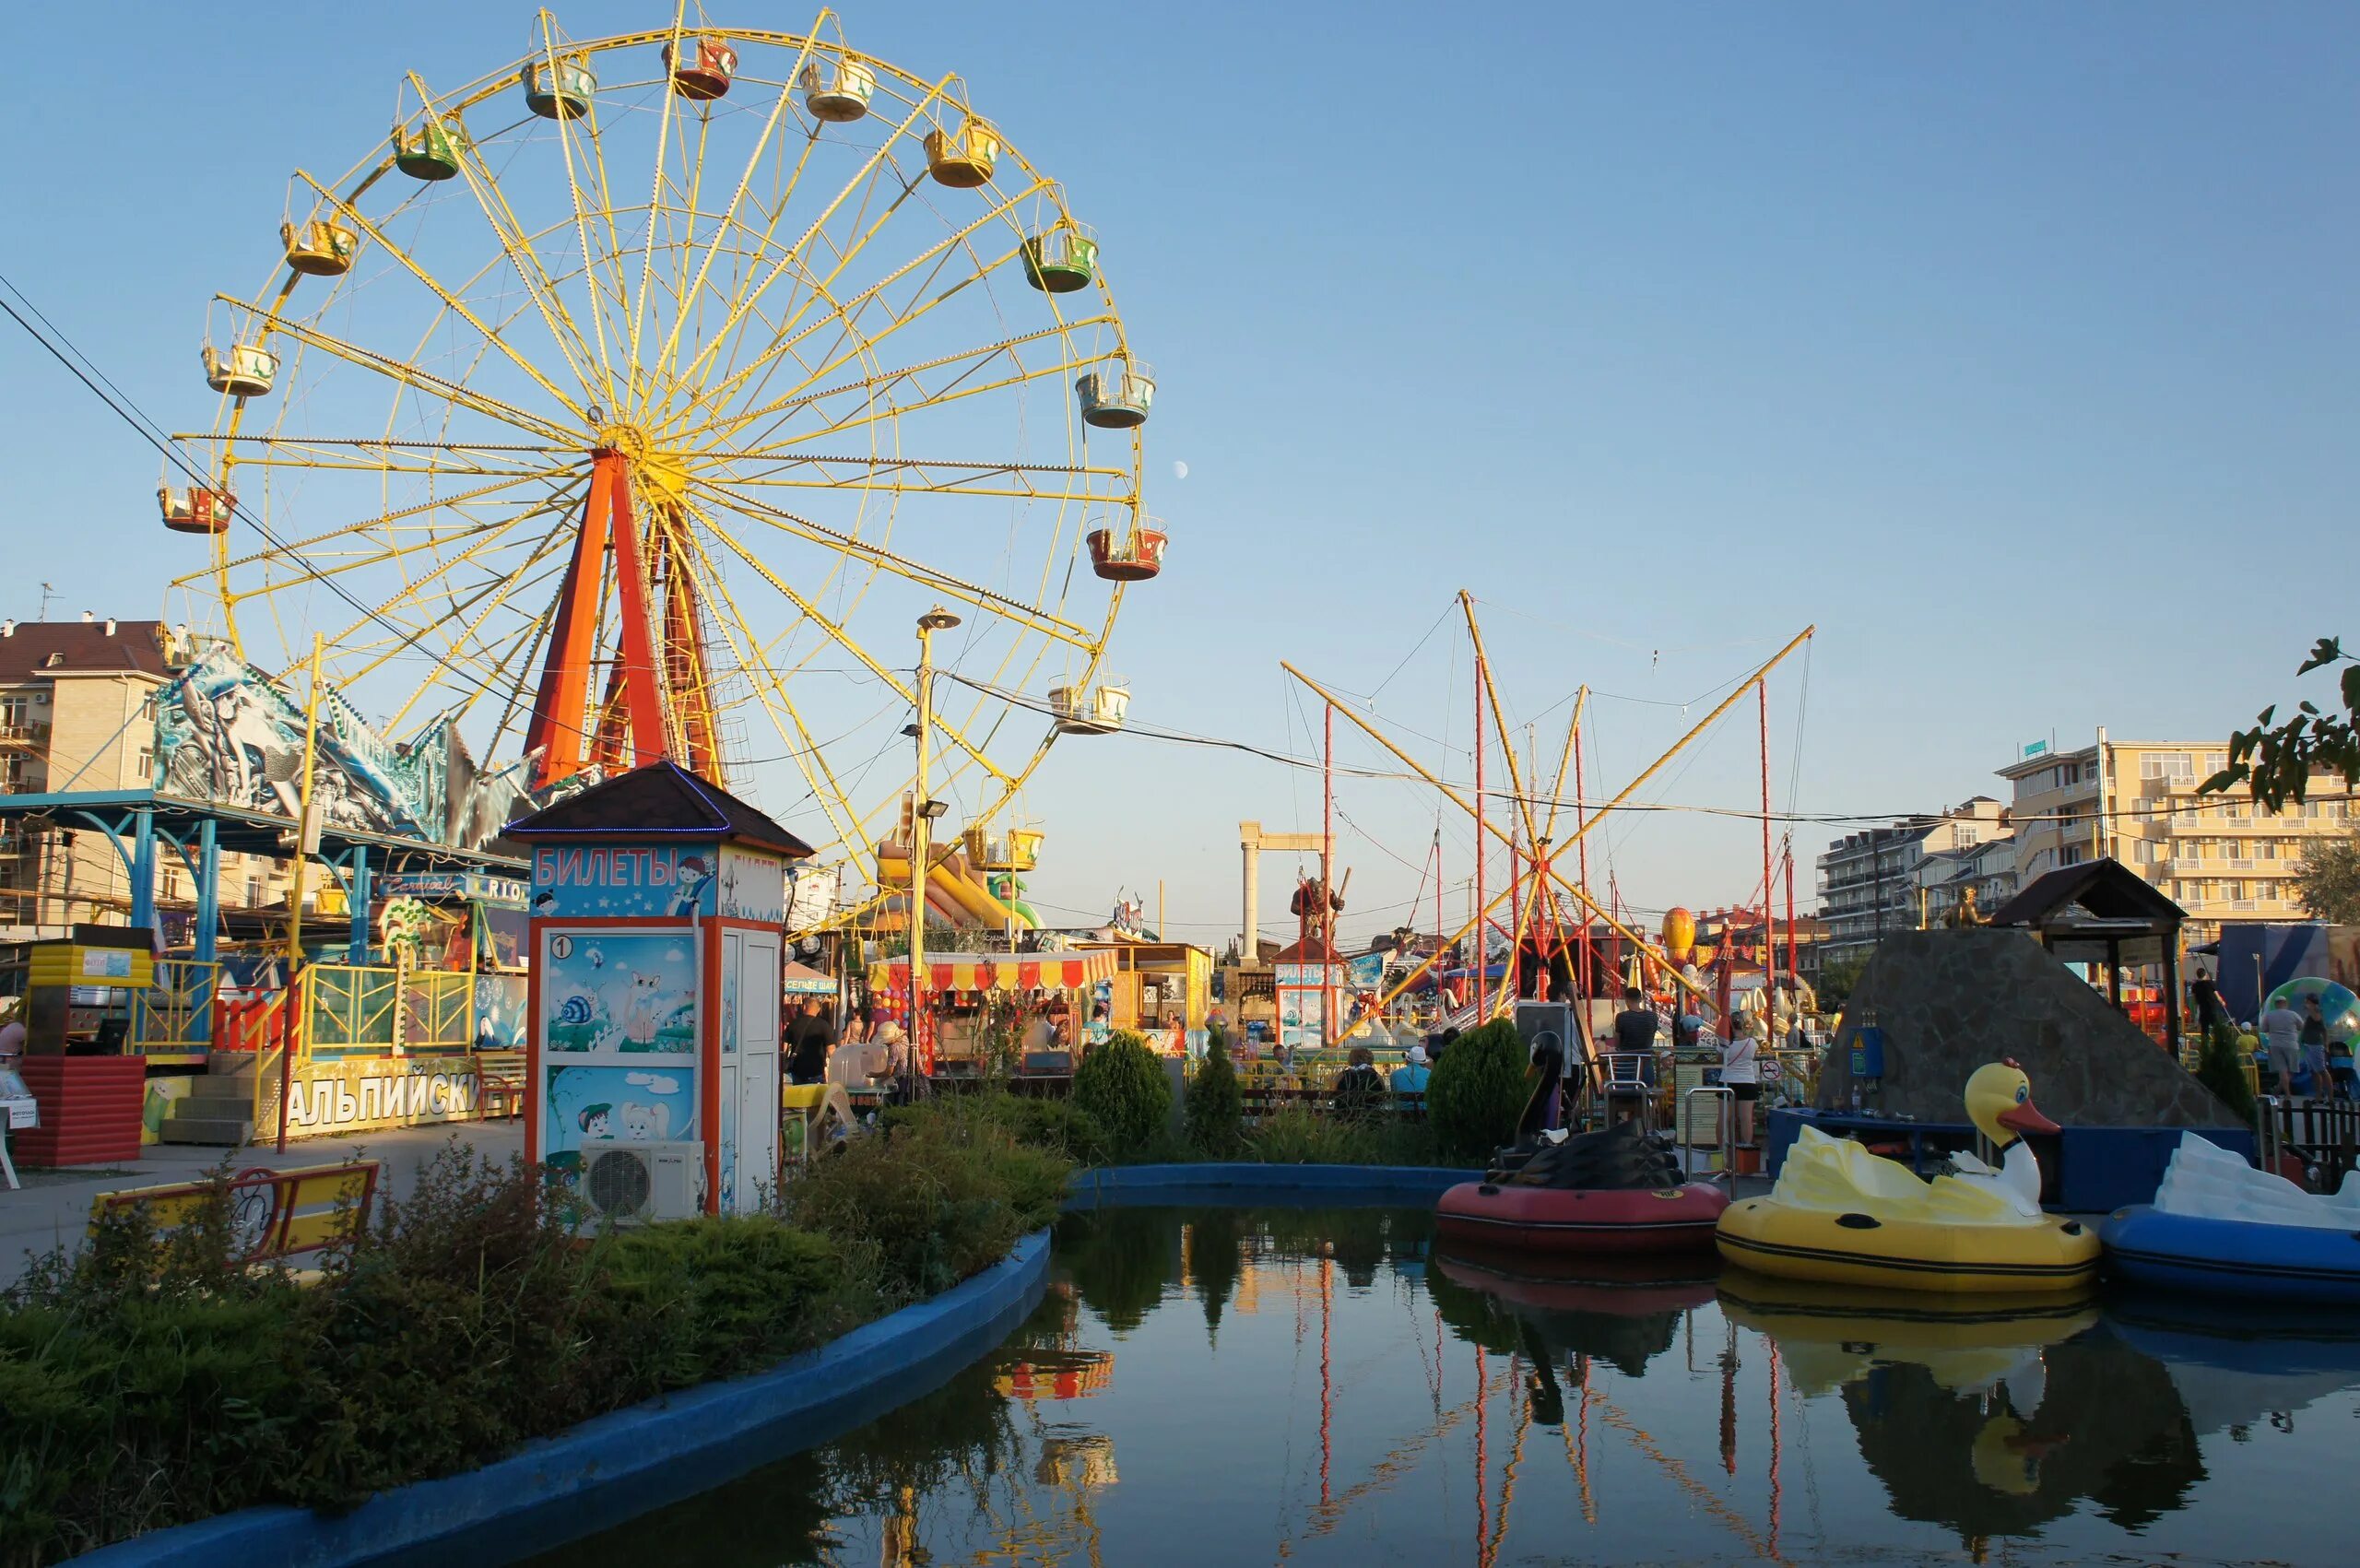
510,761,814,1216
0,927,154,1165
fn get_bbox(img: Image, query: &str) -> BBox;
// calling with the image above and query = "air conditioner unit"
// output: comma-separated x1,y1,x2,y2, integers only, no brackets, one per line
577,1140,705,1224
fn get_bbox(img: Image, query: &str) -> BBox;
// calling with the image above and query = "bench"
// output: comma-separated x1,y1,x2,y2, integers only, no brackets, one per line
476,1049,526,1121
90,1160,380,1267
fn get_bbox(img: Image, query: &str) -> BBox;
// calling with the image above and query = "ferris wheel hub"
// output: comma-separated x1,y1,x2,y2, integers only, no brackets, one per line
591,423,692,505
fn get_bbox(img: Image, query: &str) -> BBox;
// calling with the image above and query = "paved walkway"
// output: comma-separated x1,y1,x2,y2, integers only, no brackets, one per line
1,1120,525,1291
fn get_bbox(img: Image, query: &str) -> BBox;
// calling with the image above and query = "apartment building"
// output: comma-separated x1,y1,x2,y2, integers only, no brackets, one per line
0,616,289,937
1815,797,2011,965
1996,737,2354,949
1913,835,2022,927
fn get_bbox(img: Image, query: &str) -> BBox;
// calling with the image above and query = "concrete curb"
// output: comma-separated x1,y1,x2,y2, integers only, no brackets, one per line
71,1231,1052,1568
1068,1162,1472,1207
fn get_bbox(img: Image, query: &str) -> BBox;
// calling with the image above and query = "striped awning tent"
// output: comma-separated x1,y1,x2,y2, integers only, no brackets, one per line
875,949,1118,994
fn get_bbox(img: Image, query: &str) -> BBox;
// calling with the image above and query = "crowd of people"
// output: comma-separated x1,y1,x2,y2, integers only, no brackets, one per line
2191,966,2354,1102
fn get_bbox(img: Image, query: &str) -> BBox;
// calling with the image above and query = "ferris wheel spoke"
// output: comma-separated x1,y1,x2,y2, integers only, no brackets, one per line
197,471,580,582
733,353,1090,460
648,33,823,405
671,178,1045,441
372,536,580,736
225,299,577,442
713,315,1108,455
687,498,1019,792
714,461,1131,508
537,21,629,413
296,169,590,421
666,528,876,870
413,72,608,402
669,73,951,406
689,477,1094,651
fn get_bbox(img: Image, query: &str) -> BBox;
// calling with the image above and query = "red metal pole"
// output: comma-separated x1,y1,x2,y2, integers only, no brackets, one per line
1473,654,1486,1023
1575,721,1591,1013
1759,678,1774,1009
1323,701,1335,1046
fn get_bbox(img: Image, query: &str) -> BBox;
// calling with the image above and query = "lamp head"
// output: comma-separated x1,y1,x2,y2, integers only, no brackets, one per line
917,607,962,632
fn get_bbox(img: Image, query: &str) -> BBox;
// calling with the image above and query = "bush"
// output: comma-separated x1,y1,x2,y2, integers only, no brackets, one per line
1244,1103,1436,1166
0,1126,1054,1565
786,1105,1069,1303
1185,1027,1245,1156
1424,1020,1530,1161
2196,1020,2257,1123
883,1091,1111,1165
1072,1030,1173,1150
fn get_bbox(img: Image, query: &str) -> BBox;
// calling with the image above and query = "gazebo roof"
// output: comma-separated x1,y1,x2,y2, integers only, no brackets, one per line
1988,857,2183,935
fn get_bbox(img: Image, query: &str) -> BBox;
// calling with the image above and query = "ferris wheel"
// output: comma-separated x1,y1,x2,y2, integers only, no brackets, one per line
161,6,1164,882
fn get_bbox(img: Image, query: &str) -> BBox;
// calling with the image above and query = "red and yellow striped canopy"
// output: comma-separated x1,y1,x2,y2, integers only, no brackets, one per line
876,949,1117,994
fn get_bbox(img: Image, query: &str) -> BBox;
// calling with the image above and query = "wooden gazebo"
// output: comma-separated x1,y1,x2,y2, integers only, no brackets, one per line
1988,857,2188,1045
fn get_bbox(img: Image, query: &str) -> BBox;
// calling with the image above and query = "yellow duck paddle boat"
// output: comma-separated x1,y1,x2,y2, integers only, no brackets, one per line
1716,1061,2100,1294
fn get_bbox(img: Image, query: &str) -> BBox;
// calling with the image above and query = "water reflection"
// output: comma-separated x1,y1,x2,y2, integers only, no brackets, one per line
553,1208,2360,1568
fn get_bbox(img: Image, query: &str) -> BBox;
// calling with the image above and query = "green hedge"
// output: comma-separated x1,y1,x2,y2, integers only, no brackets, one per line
1424,1020,1529,1161
1072,1031,1173,1149
0,1126,1067,1567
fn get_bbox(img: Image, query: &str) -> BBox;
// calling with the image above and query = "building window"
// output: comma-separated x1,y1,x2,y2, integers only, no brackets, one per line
135,746,154,782
245,877,262,907
1955,826,1978,845
2141,752,2194,782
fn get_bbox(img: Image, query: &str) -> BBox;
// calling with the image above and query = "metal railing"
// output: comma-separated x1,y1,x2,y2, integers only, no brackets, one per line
297,964,400,1054
398,968,476,1053
1682,1084,1735,1180
131,959,221,1055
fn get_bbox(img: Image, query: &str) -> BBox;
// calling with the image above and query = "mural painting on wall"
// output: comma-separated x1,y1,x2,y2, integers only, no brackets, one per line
539,930,697,1055
474,973,527,1051
153,643,540,852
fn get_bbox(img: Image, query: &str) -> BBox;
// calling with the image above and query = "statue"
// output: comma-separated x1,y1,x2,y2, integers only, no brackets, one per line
1944,885,1990,928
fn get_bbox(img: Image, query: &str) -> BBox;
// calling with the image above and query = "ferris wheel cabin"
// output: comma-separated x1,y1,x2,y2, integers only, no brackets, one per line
1022,226,1098,293
158,486,234,535
201,342,277,398
666,35,738,100
963,824,1044,873
1076,362,1153,429
281,219,358,277
1087,523,1168,583
523,56,596,120
797,56,875,122
925,118,1000,188
392,117,464,181
1048,682,1130,736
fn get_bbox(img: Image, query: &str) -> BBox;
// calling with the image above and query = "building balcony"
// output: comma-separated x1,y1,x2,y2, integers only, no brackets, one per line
0,721,50,749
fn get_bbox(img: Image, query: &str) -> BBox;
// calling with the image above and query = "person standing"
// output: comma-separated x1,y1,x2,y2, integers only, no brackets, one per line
785,997,833,1085
1721,1014,1761,1149
2189,966,2229,1039
2299,996,2330,1091
1611,987,1660,1082
2260,995,2307,1097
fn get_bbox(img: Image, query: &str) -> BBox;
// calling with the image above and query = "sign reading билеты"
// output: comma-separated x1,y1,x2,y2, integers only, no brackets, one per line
530,843,785,923
254,1055,490,1139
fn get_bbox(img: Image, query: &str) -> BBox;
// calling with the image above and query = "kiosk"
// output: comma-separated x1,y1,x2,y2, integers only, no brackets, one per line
0,927,154,1165
510,762,812,1216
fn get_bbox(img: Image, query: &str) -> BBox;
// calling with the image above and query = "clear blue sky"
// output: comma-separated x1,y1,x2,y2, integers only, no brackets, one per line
5,3,2356,949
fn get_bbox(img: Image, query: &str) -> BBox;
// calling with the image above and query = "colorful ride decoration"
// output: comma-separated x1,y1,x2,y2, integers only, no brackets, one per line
1717,1061,2100,1294
1662,907,1695,966
376,897,443,968
2262,976,2360,1046
159,12,1158,914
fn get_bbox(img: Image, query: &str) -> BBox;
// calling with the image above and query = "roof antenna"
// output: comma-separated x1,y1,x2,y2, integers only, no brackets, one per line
37,583,57,621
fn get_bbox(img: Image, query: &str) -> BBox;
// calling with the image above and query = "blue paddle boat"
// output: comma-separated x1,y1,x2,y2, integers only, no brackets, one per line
2101,1134,2360,1306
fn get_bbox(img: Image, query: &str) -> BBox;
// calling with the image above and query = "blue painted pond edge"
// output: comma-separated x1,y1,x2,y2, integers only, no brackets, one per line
1068,1161,1472,1207
70,1231,1053,1568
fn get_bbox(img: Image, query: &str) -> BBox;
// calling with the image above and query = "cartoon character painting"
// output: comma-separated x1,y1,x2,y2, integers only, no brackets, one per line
671,855,714,917
622,1102,671,1140
578,1102,614,1138
623,973,667,1046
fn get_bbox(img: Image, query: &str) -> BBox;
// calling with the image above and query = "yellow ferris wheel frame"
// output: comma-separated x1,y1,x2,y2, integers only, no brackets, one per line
167,5,1159,891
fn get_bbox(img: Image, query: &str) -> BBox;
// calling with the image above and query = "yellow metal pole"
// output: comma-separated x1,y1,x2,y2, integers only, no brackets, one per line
277,632,324,1153
910,607,962,1093
1459,592,1543,847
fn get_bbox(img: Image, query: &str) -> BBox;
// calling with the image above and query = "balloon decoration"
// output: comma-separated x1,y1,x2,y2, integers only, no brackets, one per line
2262,977,2360,1046
1663,907,1695,965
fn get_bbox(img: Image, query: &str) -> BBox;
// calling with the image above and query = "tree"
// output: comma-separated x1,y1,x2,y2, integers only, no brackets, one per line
1071,1031,1172,1151
1816,951,1870,1013
1184,1025,1245,1156
1424,1020,1528,1163
2293,833,2360,925
2203,636,2360,809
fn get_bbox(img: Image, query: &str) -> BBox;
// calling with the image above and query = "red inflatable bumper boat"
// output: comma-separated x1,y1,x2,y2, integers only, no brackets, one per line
1435,1120,1729,1254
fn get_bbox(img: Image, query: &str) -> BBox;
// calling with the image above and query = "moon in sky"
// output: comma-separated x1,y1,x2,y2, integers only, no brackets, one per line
1173,460,1189,480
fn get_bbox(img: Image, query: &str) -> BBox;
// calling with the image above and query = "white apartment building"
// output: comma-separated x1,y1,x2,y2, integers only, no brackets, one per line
1816,797,2010,965
1996,736,2354,949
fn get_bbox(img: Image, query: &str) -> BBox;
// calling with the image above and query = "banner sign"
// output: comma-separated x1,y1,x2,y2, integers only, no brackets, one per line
154,643,537,852
377,870,529,907
530,845,718,919
260,1055,487,1139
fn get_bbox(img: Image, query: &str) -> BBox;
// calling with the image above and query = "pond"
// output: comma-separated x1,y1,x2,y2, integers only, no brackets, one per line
549,1204,2360,1566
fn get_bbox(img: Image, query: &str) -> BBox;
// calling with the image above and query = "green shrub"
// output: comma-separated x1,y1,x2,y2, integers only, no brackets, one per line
787,1107,1069,1303
0,1127,1052,1564
1424,1019,1529,1161
1185,1027,1245,1156
2196,1020,2257,1123
1245,1103,1437,1166
883,1091,1111,1165
1072,1030,1173,1150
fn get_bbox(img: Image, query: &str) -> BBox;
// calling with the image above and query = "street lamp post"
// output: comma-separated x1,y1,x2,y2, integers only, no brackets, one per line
907,606,962,1099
